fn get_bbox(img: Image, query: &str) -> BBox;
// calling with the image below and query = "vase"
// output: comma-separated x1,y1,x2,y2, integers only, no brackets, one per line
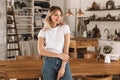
104,54,111,63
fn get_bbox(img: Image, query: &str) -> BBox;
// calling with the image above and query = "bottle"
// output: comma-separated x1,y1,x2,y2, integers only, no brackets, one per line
115,29,118,35
83,31,87,38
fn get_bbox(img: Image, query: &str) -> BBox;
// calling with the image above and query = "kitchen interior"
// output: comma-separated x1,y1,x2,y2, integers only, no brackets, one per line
0,0,120,80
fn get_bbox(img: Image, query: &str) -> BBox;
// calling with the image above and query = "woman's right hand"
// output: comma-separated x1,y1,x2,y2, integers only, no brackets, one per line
59,53,69,61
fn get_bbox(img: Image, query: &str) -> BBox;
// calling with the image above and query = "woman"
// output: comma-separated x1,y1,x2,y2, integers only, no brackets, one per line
37,6,73,80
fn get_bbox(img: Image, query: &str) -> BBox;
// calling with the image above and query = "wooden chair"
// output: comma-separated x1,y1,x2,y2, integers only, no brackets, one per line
0,71,8,80
16,55,40,60
84,75,112,80
16,56,42,80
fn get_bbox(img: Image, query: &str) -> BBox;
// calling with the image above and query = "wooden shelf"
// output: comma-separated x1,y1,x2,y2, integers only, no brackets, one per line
34,27,43,29
15,16,33,18
90,20,120,22
86,8,120,11
18,32,32,35
34,0,50,2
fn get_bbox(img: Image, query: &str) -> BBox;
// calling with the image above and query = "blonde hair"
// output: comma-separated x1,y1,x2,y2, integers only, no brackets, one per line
43,6,64,30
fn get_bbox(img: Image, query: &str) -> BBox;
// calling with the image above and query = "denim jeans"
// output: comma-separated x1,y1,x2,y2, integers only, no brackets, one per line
42,57,73,80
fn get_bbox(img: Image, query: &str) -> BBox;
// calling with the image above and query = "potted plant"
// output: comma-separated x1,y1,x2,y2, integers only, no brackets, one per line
103,45,113,54
103,45,113,63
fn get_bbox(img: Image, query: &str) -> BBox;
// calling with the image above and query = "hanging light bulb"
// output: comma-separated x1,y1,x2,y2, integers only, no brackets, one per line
66,0,73,16
76,0,84,16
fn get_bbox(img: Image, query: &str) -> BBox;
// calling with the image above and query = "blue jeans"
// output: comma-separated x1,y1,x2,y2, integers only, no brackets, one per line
42,57,73,80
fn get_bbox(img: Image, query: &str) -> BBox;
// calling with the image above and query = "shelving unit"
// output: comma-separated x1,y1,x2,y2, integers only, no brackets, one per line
34,0,50,39
14,0,50,40
86,8,120,11
90,20,120,21
87,9,120,21
14,0,34,41
86,0,120,22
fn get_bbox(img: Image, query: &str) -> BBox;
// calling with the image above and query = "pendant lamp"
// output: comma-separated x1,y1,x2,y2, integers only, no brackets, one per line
66,0,73,16
76,0,84,16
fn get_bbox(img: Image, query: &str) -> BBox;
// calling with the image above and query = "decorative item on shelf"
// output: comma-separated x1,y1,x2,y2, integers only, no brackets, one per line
14,1,27,9
89,14,97,21
87,30,92,38
91,1,100,10
92,24,101,38
106,0,115,9
7,7,13,15
89,14,96,21
20,2,27,8
35,19,44,27
103,45,113,63
22,34,32,41
105,13,113,20
14,0,20,9
7,16,12,24
87,1,100,10
83,31,87,38
34,1,50,8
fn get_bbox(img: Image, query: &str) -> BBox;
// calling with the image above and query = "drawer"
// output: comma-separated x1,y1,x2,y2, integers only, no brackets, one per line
69,40,76,48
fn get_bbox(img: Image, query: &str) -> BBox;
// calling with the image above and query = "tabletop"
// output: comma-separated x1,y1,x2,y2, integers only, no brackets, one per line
0,59,120,79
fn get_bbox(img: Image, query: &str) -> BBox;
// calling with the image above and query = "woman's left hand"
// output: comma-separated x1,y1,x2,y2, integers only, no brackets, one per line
57,67,65,80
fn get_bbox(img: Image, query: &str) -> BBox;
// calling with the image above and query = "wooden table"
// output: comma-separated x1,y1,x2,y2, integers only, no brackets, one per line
0,59,120,79
70,59,120,76
70,37,98,58
0,60,43,79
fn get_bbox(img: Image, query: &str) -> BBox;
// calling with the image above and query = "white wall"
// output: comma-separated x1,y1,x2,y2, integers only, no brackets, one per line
50,0,65,20
65,0,120,38
0,0,7,60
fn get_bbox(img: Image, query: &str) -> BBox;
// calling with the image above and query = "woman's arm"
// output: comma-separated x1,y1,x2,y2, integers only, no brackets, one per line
38,37,69,61
61,32,70,68
57,33,70,80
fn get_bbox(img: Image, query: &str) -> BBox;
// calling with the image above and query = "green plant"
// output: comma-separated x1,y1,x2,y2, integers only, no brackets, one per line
103,45,113,54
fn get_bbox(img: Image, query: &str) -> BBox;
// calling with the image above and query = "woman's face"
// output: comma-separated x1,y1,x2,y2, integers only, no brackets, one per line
50,10,62,26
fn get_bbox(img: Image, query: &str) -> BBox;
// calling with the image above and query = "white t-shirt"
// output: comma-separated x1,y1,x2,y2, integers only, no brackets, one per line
38,25,70,54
